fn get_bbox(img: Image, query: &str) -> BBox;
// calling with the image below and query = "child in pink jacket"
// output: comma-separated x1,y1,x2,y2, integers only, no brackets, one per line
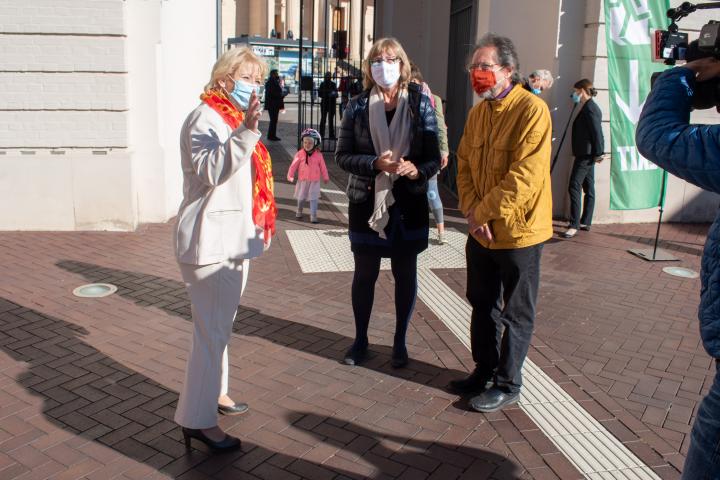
287,128,329,223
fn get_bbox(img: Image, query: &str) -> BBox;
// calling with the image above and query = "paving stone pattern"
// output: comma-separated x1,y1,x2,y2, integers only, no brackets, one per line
0,117,709,479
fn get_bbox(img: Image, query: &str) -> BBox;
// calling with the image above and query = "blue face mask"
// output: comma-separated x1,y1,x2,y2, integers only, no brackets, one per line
571,92,581,104
531,87,542,95
229,79,258,110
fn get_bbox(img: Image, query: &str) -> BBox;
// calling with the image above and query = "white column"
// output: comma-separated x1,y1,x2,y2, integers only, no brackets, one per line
267,0,275,36
286,0,299,39
350,0,361,60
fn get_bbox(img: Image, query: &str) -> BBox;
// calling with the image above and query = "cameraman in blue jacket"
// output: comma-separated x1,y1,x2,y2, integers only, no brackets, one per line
637,58,720,479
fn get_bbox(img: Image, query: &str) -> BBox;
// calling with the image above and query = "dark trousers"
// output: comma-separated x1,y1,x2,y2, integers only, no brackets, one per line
267,107,280,139
682,360,720,479
319,102,336,138
466,236,542,393
568,156,595,228
351,252,418,351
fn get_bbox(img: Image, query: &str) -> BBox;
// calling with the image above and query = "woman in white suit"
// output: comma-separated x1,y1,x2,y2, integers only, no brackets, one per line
174,47,277,452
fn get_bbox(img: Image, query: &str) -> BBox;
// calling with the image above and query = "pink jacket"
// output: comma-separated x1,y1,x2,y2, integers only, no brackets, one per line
287,150,329,182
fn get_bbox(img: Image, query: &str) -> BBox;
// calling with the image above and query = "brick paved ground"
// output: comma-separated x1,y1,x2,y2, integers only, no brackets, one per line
0,114,711,479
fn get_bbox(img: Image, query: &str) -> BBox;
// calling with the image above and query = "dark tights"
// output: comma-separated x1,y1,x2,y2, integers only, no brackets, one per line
351,252,418,352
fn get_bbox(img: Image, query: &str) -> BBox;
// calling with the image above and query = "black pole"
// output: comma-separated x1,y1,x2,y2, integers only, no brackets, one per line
216,0,222,58
324,0,329,60
550,102,577,174
360,0,365,60
310,0,315,129
298,0,304,150
652,169,669,260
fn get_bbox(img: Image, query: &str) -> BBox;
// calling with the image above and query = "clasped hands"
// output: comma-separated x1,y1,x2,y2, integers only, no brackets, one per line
373,150,419,180
465,209,494,243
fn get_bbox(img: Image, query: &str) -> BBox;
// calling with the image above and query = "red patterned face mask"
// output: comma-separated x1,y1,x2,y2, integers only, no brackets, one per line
471,69,496,95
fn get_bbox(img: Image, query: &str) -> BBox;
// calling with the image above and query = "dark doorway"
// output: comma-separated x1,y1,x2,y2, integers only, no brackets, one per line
443,0,474,194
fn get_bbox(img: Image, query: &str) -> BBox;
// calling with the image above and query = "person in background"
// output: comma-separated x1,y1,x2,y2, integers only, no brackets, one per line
264,69,284,141
409,62,450,244
174,46,277,452
318,72,338,139
287,128,329,223
449,33,552,413
562,79,604,239
335,37,440,369
523,69,554,95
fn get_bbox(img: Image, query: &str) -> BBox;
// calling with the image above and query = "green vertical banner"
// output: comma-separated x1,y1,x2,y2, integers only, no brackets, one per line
604,0,669,210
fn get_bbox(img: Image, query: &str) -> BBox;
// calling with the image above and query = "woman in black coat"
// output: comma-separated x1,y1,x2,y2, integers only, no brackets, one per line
562,79,604,239
336,38,440,368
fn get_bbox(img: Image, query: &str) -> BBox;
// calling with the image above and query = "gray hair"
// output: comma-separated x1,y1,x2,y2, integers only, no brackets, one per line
530,69,554,88
473,33,522,83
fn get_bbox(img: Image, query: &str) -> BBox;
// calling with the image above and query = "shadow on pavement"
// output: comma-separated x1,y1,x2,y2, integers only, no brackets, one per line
0,296,498,478
56,260,470,393
599,231,704,257
285,411,521,479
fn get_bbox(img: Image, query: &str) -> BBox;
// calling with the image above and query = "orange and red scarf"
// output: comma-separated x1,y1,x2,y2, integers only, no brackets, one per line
200,89,277,242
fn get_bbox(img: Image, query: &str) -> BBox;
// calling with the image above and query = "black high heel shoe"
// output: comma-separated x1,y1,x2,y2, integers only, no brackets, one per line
218,402,249,416
182,427,241,453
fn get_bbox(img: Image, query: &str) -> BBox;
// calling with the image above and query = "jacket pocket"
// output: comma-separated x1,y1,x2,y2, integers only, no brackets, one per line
346,174,373,204
491,141,518,174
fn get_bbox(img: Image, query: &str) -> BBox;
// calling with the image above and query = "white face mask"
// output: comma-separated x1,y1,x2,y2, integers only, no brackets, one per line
371,61,401,89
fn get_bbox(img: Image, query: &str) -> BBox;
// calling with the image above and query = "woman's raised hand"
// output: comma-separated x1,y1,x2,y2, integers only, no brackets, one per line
243,90,262,133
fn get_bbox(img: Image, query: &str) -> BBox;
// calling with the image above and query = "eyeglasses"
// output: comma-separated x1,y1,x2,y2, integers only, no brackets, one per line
466,63,501,72
370,57,401,66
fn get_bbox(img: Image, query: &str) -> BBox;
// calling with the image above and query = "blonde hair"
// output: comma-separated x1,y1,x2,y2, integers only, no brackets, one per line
362,37,411,90
204,46,268,93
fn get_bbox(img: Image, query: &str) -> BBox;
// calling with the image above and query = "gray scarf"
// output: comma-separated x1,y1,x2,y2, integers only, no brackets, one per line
367,86,413,238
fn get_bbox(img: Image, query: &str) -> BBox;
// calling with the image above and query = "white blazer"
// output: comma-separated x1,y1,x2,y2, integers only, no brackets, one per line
175,102,265,266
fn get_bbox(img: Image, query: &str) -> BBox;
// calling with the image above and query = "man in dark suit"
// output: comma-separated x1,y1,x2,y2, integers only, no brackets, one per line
318,71,338,139
264,69,284,141
562,78,604,239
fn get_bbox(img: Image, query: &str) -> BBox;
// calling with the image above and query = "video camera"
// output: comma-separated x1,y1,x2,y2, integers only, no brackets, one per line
653,2,720,109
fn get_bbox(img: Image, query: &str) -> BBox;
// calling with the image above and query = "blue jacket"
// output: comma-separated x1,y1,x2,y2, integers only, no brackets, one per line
636,67,720,359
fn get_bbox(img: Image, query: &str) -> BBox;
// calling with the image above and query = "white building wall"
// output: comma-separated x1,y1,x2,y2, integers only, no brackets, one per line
0,0,216,231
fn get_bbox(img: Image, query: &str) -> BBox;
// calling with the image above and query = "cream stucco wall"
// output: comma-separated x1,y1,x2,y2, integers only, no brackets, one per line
374,0,451,99
0,0,216,231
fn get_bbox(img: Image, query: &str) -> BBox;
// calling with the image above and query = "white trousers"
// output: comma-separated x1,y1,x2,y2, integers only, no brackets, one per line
174,259,249,429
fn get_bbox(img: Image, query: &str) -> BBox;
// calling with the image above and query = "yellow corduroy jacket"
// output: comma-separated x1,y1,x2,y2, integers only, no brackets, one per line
456,84,553,249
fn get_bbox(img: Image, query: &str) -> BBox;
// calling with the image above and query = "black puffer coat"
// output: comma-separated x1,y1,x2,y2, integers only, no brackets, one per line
335,83,441,256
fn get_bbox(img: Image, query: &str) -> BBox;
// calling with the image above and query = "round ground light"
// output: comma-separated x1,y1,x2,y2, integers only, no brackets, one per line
72,283,118,298
662,266,699,279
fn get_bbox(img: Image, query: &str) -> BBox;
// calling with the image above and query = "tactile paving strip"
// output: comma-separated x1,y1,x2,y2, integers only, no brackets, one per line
285,173,663,479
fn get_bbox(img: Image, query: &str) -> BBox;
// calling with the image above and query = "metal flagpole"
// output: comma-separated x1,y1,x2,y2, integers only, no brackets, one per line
628,169,678,261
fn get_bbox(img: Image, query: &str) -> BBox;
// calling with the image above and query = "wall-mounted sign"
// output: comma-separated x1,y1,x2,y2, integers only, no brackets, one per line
252,46,275,56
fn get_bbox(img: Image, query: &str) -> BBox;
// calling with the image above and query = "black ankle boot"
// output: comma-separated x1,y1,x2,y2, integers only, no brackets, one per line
344,341,368,366
447,370,493,394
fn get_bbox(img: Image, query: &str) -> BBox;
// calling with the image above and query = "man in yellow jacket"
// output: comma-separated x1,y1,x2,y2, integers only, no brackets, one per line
448,33,553,413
